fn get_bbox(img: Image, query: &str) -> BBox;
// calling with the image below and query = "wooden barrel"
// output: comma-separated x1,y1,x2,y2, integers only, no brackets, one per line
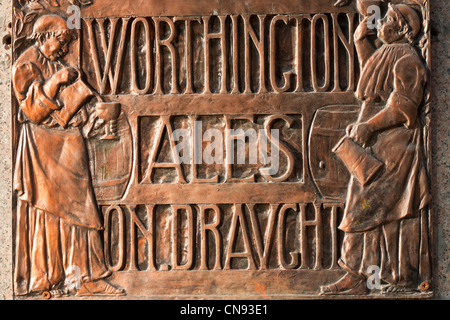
87,112,133,201
308,105,360,200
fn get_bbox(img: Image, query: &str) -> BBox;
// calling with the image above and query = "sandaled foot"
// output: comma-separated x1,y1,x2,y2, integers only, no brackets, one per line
319,273,367,296
76,279,125,297
319,283,339,295
381,285,415,294
320,280,367,296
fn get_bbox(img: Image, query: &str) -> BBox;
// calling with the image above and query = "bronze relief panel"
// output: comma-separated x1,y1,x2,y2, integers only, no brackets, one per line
11,0,432,299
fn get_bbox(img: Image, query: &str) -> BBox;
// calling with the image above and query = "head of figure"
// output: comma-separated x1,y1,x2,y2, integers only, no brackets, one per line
377,4,421,45
31,15,76,61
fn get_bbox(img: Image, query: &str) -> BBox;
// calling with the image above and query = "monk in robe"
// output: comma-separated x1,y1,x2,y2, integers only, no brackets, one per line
13,14,123,297
320,4,431,294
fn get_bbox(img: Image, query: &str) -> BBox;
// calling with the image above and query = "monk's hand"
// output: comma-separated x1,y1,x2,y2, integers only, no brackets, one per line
347,122,373,148
56,67,79,85
83,109,105,138
354,16,376,41
110,120,118,136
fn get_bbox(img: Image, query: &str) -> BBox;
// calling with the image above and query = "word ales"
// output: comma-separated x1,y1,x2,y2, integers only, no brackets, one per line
102,202,344,271
81,13,357,95
139,114,303,184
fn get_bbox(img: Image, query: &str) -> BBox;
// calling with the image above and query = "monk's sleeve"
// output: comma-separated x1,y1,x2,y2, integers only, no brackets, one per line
386,54,427,129
13,62,61,124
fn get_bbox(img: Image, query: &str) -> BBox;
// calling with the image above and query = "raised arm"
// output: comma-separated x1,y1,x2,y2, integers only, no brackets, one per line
354,16,377,70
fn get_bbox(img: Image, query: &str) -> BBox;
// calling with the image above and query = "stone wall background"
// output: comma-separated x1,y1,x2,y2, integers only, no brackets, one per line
429,0,450,300
0,0,12,301
0,0,447,299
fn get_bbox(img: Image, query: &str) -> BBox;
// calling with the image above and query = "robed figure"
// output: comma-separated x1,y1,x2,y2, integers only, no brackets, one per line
13,15,123,297
321,3,431,295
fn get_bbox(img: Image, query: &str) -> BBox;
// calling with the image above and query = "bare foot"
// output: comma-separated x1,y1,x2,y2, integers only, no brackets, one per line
319,272,367,295
76,279,125,297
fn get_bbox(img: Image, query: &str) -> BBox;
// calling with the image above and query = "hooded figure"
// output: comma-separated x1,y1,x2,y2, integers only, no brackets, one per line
320,4,431,295
13,14,123,297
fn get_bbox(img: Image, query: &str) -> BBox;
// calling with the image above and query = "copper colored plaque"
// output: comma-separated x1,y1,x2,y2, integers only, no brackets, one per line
11,0,433,299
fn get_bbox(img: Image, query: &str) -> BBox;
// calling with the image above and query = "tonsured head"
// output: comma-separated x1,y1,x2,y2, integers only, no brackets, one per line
30,15,76,61
377,4,421,44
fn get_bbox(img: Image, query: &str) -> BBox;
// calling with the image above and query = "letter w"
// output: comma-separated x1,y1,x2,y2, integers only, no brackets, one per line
85,18,129,94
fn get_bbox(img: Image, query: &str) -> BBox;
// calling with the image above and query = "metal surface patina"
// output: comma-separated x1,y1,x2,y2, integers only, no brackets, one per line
11,0,433,299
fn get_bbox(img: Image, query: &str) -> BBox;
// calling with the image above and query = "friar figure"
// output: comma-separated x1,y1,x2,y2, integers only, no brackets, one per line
320,3,431,295
13,14,124,297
